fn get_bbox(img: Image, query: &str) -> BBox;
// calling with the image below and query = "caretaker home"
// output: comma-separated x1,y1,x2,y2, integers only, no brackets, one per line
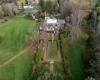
40,14,65,33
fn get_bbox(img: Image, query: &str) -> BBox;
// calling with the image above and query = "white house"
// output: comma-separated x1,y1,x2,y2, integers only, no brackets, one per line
24,4,34,9
47,19,57,24
40,15,65,33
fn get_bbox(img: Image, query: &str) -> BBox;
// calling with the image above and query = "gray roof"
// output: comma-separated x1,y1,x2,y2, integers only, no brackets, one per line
57,20,65,24
21,10,39,16
30,10,39,14
20,11,29,16
45,14,50,17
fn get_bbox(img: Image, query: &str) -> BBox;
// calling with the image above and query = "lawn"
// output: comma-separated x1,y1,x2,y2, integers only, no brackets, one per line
0,16,39,64
68,33,88,80
67,42,87,80
0,51,34,80
0,16,40,80
60,31,89,80
46,41,59,60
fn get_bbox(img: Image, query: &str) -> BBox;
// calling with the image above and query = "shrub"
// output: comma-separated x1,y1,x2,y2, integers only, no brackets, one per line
34,48,43,64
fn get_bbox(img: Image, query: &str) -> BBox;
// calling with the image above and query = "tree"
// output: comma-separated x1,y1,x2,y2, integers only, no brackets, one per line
25,0,28,4
39,0,58,14
21,2,24,8
87,11,100,80
91,10,97,28
37,73,67,80
88,52,100,79
0,10,3,17
60,0,84,40
2,2,17,17
44,1,53,14
39,0,44,11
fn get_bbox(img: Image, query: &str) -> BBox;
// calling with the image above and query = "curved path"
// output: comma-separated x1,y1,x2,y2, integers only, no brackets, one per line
0,47,30,69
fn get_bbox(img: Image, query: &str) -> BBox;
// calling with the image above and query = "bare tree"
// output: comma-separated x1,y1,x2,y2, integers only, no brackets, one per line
60,0,85,40
2,2,17,17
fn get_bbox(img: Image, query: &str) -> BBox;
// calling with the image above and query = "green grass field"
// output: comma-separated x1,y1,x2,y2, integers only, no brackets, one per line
60,31,89,80
46,41,59,60
67,43,87,80
0,51,34,80
0,16,40,80
0,16,39,64
66,32,88,80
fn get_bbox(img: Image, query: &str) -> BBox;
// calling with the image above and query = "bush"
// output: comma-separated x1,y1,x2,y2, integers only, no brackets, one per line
34,48,43,64
97,15,100,23
36,13,44,19
25,12,33,20
17,9,24,15
54,14,64,19
95,3,100,14
60,26,70,38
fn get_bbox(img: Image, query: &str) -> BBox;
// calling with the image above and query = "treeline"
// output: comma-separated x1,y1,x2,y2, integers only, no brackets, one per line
60,25,88,80
39,0,59,14
0,0,17,4
59,27,72,79
85,2,100,79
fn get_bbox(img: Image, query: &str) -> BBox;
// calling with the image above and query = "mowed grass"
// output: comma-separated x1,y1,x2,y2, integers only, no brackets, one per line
0,16,39,64
66,32,89,80
0,51,34,80
0,16,39,80
46,41,59,60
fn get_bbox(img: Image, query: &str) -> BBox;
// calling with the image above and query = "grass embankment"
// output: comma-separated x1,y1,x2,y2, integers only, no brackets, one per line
0,16,39,80
60,31,89,80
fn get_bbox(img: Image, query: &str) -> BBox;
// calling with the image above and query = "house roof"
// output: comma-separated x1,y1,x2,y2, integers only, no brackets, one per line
47,19,57,24
57,20,65,24
20,11,29,16
30,10,39,14
24,4,31,6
